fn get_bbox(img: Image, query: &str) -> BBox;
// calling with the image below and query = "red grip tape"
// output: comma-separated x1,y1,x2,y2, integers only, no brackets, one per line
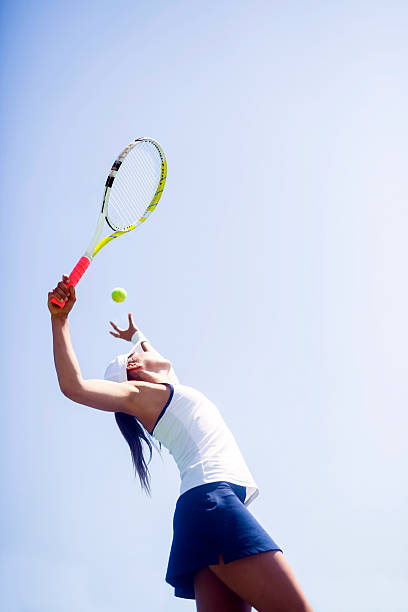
51,256,91,308
69,256,91,286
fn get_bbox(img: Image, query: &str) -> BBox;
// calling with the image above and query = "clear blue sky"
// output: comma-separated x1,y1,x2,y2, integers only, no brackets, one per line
2,1,408,610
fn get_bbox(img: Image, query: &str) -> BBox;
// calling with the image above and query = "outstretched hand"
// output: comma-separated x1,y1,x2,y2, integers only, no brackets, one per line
109,312,138,342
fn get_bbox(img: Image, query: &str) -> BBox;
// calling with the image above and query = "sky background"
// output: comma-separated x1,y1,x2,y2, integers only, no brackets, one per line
1,1,408,610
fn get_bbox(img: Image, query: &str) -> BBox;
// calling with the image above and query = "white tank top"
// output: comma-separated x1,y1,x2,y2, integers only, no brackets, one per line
152,384,259,505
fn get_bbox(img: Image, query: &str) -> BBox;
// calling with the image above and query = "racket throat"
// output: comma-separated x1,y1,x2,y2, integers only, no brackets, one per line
87,211,106,258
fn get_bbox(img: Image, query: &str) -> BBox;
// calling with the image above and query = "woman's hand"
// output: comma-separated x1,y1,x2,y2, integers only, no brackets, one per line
109,312,138,342
48,274,76,317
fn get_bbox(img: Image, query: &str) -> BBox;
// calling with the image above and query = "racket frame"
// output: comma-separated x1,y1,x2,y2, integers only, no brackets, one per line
51,137,166,306
90,136,167,258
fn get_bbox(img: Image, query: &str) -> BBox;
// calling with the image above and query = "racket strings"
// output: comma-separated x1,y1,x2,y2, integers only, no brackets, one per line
109,147,159,227
107,141,163,231
115,159,154,219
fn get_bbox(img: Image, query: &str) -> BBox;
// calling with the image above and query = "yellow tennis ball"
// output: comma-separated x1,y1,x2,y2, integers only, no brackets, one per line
111,287,127,303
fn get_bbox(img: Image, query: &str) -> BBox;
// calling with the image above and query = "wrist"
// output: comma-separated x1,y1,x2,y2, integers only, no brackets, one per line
51,314,69,325
131,330,148,344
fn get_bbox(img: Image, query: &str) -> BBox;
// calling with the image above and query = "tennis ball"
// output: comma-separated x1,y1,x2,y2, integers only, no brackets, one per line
111,287,127,303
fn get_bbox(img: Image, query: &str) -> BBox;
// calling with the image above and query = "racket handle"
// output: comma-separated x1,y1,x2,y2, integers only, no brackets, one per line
51,256,91,308
69,255,91,285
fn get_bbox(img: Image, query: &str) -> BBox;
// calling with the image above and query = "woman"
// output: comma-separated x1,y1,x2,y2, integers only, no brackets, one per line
48,275,314,612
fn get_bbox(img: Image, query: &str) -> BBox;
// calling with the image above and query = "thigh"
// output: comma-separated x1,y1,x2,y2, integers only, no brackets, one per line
209,551,314,612
194,566,252,612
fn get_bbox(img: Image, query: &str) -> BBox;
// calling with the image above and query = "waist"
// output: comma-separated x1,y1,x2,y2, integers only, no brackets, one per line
177,481,246,505
178,456,256,488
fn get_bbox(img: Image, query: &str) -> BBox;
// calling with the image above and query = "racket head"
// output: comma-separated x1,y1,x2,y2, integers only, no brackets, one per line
103,137,167,232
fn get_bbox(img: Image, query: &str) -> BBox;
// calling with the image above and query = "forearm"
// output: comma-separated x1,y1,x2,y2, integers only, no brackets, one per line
51,315,84,396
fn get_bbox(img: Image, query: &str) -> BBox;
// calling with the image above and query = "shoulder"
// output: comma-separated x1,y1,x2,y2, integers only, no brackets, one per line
121,381,172,433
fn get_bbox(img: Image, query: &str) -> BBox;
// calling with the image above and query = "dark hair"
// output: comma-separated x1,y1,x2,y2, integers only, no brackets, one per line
114,412,156,494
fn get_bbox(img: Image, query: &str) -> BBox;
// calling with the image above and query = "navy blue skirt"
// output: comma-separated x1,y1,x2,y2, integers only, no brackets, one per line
166,481,282,599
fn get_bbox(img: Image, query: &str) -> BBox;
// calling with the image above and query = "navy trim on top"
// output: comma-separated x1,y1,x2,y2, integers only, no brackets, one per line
152,383,174,434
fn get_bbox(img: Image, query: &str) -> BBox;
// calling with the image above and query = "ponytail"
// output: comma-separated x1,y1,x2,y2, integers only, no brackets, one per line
114,412,155,494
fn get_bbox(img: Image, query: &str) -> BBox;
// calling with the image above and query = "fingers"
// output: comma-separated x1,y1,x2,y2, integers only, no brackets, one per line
48,275,76,314
109,321,122,332
109,331,120,338
68,284,76,302
128,312,139,333
50,278,70,302
48,290,60,302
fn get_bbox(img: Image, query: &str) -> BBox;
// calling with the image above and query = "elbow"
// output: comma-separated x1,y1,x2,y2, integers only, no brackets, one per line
60,385,75,400
59,377,84,402
60,384,77,401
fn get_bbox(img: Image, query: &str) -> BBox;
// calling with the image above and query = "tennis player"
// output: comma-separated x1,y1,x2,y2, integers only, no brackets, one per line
48,275,314,612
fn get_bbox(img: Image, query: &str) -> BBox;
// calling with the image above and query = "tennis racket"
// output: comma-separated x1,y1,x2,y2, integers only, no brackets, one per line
52,137,167,307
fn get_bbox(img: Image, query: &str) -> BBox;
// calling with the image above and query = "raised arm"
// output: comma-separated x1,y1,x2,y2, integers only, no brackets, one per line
48,276,168,420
